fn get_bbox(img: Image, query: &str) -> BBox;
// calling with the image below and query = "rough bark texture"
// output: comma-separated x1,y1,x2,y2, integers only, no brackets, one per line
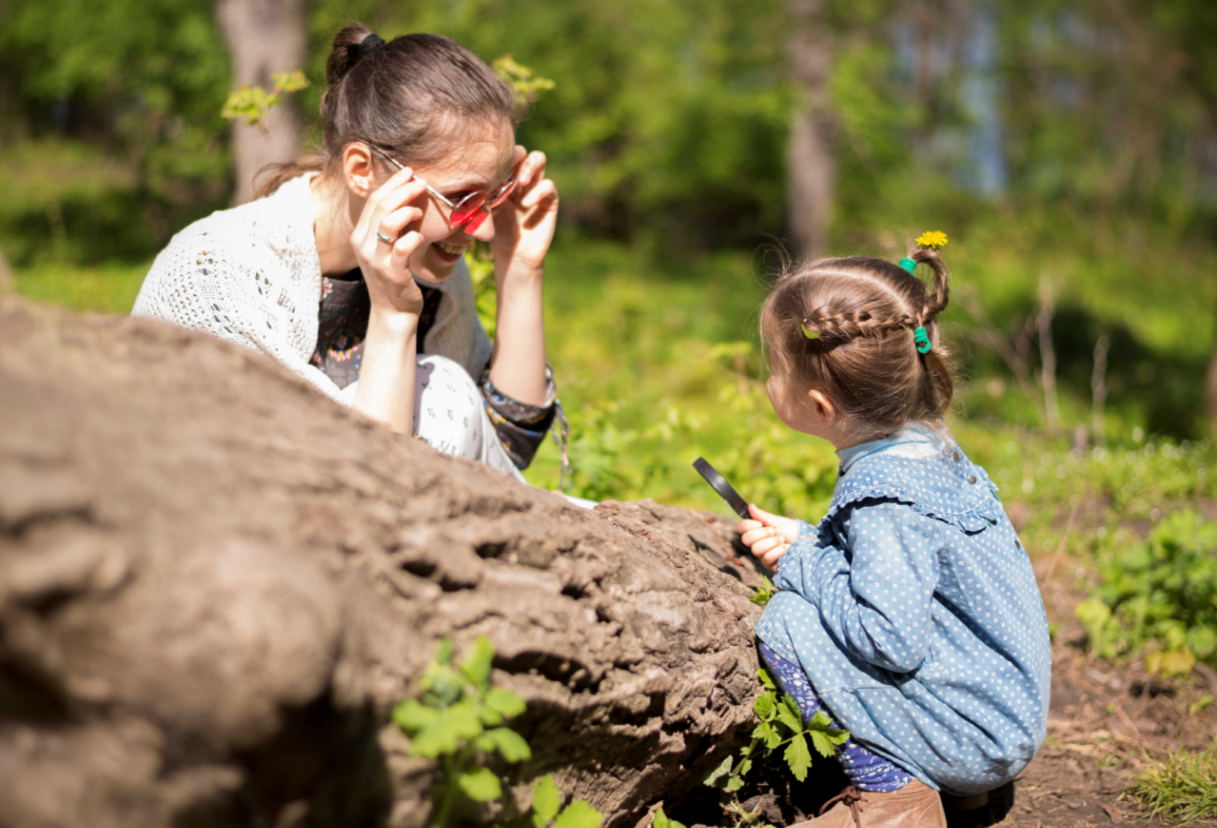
785,0,835,258
0,297,767,828
216,0,308,205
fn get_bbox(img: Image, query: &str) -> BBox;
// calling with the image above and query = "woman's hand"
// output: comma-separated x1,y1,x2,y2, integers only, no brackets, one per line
738,504,802,572
491,146,558,278
351,165,429,315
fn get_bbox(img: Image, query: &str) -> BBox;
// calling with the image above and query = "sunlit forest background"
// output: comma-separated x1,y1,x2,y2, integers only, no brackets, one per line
3,0,1217,544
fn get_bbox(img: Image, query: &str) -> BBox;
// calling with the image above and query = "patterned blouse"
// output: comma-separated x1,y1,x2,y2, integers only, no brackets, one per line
308,271,556,469
754,425,1051,796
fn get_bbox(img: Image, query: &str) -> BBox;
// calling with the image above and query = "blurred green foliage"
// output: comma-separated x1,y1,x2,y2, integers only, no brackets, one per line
1075,511,1217,669
5,3,1217,654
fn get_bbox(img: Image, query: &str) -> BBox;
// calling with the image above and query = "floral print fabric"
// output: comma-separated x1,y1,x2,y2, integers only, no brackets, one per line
309,272,556,469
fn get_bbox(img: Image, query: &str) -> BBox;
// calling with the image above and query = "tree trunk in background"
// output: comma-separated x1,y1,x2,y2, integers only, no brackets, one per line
785,0,836,258
216,0,309,205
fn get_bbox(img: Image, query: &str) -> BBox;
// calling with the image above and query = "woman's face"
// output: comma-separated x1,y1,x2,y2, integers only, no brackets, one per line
382,120,517,284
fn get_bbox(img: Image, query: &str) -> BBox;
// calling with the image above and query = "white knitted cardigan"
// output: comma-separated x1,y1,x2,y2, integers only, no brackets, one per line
132,174,494,402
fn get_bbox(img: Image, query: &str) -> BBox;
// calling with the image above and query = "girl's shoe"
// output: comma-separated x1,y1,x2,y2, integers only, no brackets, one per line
790,780,947,828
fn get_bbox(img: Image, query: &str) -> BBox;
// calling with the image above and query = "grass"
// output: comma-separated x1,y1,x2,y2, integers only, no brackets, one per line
13,260,150,314
1130,743,1217,824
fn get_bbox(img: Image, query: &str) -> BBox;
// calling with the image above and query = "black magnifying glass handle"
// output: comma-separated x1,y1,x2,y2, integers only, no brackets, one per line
693,457,750,519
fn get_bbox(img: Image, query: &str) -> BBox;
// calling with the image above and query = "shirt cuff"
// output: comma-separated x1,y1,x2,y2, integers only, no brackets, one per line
478,364,558,470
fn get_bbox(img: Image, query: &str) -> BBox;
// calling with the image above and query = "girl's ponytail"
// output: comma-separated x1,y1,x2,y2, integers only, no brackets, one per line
906,245,953,420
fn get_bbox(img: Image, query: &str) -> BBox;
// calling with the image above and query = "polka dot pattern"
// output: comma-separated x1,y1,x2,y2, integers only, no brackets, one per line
754,426,1051,796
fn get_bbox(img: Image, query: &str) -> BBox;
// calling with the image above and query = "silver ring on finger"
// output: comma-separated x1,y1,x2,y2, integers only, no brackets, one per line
376,230,395,245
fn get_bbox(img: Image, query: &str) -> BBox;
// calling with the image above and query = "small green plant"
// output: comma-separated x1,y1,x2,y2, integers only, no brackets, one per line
704,668,849,798
749,577,774,608
221,70,310,130
1129,742,1217,824
652,806,687,828
493,56,556,106
1075,511,1217,672
393,636,602,828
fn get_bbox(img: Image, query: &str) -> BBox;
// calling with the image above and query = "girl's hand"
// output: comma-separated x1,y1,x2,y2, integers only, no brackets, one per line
491,146,558,277
351,165,429,315
737,504,801,572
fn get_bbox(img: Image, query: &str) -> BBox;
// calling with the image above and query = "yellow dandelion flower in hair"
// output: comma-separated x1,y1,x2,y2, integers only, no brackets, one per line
916,231,948,250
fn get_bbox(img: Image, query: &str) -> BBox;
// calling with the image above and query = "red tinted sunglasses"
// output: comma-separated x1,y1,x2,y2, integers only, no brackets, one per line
371,146,518,232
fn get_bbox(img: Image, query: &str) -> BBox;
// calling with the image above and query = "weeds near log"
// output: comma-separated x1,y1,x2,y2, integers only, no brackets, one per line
393,636,603,828
702,667,849,819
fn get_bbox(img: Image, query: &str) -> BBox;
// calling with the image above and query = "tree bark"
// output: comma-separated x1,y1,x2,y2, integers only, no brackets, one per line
0,296,767,828
216,0,309,205
785,0,836,258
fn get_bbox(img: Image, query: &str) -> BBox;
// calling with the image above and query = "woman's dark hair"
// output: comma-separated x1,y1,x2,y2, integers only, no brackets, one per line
759,245,955,434
255,26,522,198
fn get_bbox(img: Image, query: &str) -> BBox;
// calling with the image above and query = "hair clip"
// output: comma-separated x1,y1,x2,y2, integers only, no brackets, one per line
899,258,918,274
801,320,820,340
914,326,932,354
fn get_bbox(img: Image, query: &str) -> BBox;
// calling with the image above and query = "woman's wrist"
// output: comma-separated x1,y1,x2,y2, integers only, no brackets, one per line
495,259,545,287
367,304,420,337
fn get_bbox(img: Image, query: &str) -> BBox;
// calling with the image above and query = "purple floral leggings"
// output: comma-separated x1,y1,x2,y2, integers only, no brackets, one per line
758,640,913,792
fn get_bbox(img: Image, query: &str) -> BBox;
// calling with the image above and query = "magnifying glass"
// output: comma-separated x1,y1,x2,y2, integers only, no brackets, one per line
692,457,750,519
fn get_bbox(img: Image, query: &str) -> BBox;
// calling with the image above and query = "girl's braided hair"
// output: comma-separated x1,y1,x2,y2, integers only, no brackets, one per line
760,246,954,433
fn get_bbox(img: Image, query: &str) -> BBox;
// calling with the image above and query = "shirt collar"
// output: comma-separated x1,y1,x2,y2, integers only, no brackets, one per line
836,423,945,475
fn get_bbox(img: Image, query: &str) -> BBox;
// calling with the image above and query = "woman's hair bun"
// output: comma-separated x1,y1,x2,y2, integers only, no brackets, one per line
326,25,377,87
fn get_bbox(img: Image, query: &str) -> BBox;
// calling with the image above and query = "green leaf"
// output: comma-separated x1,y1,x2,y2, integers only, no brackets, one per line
702,754,733,787
485,686,527,719
653,808,670,828
736,757,753,778
461,635,496,688
554,800,604,828
477,727,533,763
809,729,836,758
409,701,483,758
724,776,745,793
775,695,804,734
436,638,455,665
458,767,502,803
532,775,563,827
784,732,813,781
1074,596,1112,654
270,69,308,94
749,578,774,607
753,692,776,721
392,698,438,736
757,669,777,691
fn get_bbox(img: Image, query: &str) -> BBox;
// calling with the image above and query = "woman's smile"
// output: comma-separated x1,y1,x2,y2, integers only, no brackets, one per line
430,240,467,265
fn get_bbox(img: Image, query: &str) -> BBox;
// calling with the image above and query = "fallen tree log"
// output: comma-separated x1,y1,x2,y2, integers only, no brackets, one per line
0,297,767,828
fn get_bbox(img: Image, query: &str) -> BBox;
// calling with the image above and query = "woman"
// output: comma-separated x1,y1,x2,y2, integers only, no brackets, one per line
133,26,560,480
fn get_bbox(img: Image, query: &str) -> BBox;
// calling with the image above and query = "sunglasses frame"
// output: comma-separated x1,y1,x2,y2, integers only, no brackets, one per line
369,145,518,230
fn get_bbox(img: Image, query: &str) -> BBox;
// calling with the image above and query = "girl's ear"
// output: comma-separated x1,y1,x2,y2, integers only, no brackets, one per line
807,389,836,428
342,143,377,197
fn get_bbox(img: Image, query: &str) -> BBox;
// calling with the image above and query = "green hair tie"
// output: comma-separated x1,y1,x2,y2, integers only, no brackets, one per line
914,326,932,354
899,258,918,274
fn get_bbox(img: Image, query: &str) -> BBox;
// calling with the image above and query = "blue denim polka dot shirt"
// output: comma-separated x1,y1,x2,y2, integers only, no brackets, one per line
754,425,1051,796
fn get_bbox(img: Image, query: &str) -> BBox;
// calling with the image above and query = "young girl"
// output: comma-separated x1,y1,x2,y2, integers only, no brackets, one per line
738,238,1051,827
